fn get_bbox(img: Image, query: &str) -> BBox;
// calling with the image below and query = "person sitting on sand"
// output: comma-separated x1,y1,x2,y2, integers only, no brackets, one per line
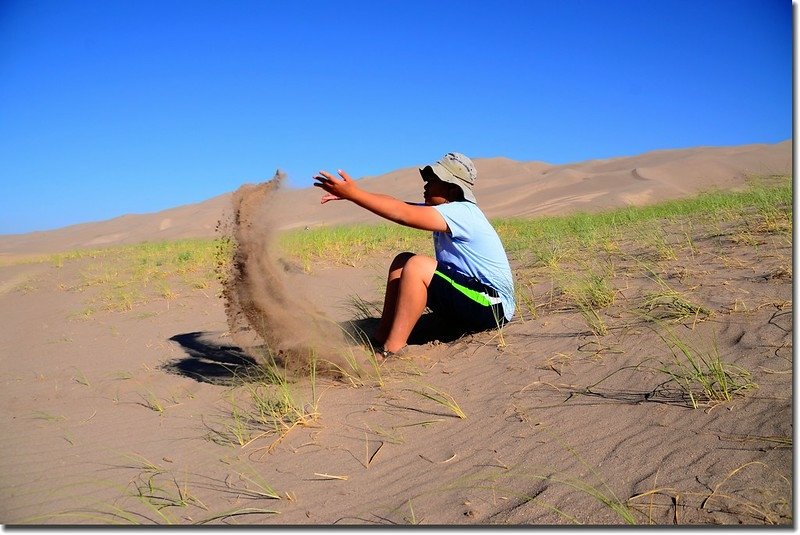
313,152,515,359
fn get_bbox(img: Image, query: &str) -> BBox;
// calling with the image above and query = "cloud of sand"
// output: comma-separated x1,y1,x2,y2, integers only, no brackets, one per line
219,171,349,373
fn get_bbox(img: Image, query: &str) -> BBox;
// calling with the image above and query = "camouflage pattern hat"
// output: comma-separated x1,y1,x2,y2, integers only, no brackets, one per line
420,152,478,203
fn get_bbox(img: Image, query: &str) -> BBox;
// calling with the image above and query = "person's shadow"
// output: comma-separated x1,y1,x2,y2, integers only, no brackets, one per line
342,313,465,347
161,331,261,385
163,313,465,385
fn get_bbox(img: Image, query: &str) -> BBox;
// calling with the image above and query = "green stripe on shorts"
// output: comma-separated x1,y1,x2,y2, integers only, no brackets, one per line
433,270,494,307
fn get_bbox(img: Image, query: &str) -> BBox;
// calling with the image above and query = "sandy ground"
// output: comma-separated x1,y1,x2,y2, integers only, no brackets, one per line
0,210,791,525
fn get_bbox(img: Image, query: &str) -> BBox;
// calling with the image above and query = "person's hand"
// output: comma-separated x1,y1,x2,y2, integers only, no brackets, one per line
313,169,358,204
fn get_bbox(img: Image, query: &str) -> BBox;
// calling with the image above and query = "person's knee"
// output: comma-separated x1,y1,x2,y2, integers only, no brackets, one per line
400,254,437,283
389,252,415,272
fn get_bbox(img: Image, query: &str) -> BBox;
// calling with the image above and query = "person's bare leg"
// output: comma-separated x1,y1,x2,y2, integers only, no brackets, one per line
383,255,437,353
374,252,414,345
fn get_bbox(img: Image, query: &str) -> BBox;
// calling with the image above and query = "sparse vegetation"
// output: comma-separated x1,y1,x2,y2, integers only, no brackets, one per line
4,175,790,526
656,328,758,409
204,352,322,453
406,381,467,419
11,175,785,320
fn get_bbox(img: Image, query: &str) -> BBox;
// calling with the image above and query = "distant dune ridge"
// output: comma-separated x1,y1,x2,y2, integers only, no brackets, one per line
1,140,791,255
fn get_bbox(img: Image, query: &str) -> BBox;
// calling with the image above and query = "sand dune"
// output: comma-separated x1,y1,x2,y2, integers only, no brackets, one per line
0,140,792,525
0,140,791,256
0,204,791,525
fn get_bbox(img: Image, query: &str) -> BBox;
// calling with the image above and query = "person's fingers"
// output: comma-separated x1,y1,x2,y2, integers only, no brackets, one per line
317,170,340,182
320,194,341,204
312,171,329,185
337,169,352,181
314,183,332,204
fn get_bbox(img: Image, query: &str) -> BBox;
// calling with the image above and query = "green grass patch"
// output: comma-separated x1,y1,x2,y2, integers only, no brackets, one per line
204,351,321,453
277,223,431,270
46,239,224,311
657,328,758,409
26,174,789,314
495,175,791,266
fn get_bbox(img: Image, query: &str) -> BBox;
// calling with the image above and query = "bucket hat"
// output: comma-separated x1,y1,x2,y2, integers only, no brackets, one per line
420,152,478,203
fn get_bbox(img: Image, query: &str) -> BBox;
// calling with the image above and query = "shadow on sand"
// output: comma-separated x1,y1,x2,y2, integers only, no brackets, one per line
161,331,260,385
163,314,467,385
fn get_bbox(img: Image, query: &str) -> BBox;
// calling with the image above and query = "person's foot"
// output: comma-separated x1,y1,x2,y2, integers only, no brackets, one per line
375,345,408,361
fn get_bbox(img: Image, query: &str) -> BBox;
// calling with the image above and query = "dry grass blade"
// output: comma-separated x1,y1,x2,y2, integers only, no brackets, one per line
196,507,280,524
407,382,466,419
313,473,349,480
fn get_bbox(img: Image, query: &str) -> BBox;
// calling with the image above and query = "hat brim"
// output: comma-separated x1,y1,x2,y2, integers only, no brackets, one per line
419,164,477,204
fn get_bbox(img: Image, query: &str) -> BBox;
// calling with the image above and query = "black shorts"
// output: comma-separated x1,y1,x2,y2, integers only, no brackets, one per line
426,262,506,333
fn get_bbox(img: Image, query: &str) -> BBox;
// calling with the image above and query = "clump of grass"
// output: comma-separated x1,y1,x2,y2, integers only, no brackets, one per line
407,381,466,419
578,305,608,337
337,347,385,388
206,353,321,453
208,394,251,446
634,224,677,261
515,277,542,319
657,329,757,409
550,264,615,336
344,294,382,321
129,471,207,519
575,273,615,309
233,466,282,500
549,260,616,310
640,274,711,325
139,391,167,414
319,323,386,388
246,375,318,448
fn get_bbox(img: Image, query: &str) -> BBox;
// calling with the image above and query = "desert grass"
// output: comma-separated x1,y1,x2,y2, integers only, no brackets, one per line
344,294,383,321
30,410,66,422
22,184,790,409
627,460,791,524
22,454,284,525
24,174,787,319
639,271,712,326
406,380,467,419
203,351,322,454
278,224,431,271
71,367,91,387
44,238,224,312
655,328,758,409
549,262,616,336
137,391,167,415
571,322,759,411
420,426,638,525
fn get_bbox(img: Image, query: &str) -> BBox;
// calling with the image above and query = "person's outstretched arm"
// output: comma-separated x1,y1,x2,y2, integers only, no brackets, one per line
314,169,447,232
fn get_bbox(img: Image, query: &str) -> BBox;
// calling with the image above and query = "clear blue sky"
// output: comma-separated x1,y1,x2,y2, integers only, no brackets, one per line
0,0,792,234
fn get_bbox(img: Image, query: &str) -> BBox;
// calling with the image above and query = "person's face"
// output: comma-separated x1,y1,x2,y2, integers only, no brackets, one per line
422,169,459,205
423,177,452,205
